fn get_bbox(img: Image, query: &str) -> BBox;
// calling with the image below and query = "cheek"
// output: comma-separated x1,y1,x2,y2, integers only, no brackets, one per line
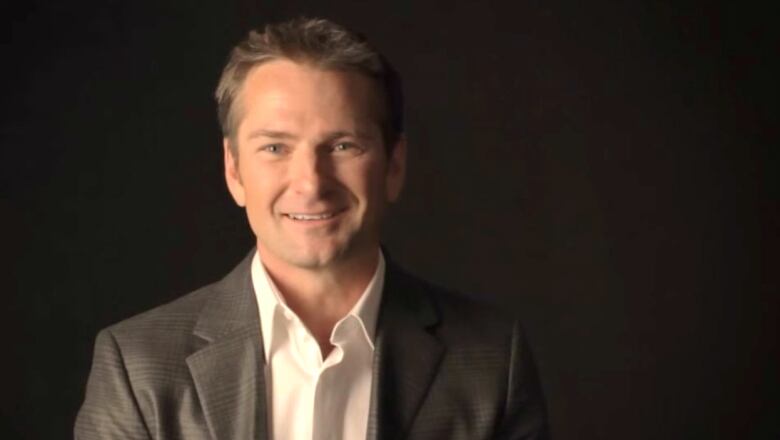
239,162,280,206
339,161,383,195
353,165,389,209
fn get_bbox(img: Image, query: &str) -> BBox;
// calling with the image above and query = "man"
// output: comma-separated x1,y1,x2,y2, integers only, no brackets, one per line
75,17,549,440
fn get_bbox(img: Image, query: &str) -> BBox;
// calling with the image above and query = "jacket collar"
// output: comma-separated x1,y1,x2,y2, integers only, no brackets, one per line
186,250,269,440
185,249,445,440
368,257,445,440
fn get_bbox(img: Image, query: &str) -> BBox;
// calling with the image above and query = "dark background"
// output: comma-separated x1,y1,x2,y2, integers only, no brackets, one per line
2,0,776,438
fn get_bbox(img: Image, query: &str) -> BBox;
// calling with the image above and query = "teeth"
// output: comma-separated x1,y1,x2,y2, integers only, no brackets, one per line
287,212,335,221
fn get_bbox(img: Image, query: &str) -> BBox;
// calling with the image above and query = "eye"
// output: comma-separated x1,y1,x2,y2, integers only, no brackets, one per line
261,143,284,154
331,142,363,155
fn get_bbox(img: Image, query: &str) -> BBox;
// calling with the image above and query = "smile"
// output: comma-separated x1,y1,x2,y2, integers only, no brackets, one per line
283,210,343,221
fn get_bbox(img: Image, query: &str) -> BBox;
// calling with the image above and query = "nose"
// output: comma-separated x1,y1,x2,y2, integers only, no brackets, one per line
288,148,333,196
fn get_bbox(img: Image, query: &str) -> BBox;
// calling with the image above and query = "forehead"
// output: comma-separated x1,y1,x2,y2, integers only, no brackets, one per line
235,60,383,135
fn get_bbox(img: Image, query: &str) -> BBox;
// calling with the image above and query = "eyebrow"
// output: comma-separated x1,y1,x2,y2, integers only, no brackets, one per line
246,129,377,143
322,130,377,143
246,129,297,141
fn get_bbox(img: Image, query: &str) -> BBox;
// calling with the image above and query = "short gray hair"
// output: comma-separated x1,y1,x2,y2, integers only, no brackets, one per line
215,17,404,153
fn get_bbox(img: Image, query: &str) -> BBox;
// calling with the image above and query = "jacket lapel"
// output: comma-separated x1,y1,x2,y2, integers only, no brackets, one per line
368,261,445,440
186,251,269,440
182,251,444,440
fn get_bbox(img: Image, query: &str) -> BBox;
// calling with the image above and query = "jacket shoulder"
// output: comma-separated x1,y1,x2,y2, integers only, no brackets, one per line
395,267,521,343
388,268,549,438
95,281,229,382
85,283,220,413
105,249,255,343
107,282,214,342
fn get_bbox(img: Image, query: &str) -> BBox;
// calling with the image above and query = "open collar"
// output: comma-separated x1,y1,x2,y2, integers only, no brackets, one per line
185,248,445,440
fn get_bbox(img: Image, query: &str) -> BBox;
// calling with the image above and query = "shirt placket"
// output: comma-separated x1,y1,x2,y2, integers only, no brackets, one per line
313,318,364,440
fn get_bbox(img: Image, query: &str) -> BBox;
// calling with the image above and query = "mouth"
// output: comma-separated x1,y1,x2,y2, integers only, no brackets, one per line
282,209,346,222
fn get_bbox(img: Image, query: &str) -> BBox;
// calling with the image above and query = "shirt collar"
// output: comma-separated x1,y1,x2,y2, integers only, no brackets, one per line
251,250,385,361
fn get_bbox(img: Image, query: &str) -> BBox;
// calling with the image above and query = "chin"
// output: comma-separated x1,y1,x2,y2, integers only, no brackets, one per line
258,231,375,271
283,243,349,270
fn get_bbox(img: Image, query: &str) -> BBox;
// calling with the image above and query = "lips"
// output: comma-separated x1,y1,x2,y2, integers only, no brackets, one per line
282,208,345,221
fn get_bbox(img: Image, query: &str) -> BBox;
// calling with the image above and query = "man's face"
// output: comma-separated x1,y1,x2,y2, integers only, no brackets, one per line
224,60,405,271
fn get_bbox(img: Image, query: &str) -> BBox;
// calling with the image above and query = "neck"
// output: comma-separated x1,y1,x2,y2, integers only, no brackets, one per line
259,247,380,353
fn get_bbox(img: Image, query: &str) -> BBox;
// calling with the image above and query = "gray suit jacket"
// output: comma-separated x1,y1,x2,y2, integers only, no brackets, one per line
75,251,549,439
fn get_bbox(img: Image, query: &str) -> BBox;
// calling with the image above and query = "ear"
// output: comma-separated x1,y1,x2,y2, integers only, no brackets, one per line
385,136,407,203
223,138,246,207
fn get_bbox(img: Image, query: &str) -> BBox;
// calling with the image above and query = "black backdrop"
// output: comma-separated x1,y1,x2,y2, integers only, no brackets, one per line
2,1,776,439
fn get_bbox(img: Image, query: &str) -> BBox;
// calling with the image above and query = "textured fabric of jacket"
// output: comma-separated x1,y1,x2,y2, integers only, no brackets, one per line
75,250,550,440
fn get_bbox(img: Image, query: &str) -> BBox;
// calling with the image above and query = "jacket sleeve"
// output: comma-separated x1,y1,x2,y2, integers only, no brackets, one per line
494,320,551,439
74,329,153,440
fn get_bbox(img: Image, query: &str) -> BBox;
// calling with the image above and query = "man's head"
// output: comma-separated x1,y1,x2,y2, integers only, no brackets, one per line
215,17,404,155
216,18,406,273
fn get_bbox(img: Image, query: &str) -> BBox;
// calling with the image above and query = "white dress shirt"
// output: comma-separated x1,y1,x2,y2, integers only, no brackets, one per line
251,251,385,440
